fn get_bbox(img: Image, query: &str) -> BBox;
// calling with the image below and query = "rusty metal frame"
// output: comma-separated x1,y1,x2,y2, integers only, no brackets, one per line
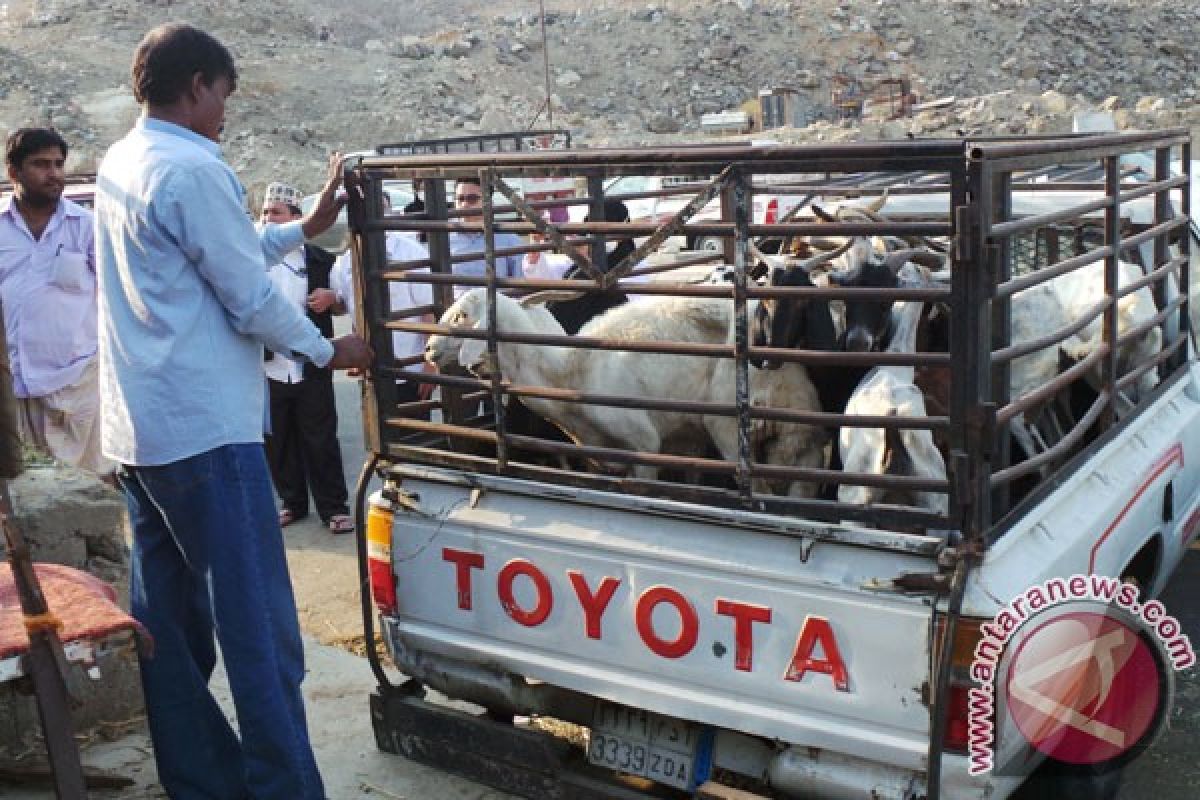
345,131,1191,540
974,133,1192,524
607,166,734,286
490,173,600,280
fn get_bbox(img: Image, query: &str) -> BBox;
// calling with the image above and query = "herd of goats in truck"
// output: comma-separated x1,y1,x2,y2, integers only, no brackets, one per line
419,194,1165,522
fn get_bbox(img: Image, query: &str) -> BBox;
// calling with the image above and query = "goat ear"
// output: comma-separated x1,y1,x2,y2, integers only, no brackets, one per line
882,250,913,276
457,315,490,369
458,335,487,370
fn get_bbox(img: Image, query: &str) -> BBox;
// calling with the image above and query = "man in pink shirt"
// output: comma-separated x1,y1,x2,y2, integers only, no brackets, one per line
0,127,110,474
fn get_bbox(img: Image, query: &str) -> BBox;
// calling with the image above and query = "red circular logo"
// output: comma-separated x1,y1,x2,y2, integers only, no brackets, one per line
1004,610,1164,765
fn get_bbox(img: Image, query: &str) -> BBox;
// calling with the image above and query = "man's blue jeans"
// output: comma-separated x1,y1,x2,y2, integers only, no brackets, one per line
120,443,325,799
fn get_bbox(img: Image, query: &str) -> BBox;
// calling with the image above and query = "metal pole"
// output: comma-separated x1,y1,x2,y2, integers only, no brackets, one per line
539,0,553,126
0,304,87,799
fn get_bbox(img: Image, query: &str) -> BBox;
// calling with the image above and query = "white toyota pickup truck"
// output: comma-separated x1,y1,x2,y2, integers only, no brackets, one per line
345,130,1196,800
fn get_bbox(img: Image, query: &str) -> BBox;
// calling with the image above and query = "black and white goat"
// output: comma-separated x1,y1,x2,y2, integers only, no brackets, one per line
839,263,948,515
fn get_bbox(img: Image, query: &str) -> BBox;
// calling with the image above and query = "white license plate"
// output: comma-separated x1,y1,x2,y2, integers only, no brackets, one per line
586,701,708,790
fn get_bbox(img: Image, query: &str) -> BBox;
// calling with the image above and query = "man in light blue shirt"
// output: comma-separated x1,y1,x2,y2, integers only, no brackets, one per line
93,23,370,800
448,176,525,295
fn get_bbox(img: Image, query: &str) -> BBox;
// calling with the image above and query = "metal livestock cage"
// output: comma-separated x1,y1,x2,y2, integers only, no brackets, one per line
343,130,1192,547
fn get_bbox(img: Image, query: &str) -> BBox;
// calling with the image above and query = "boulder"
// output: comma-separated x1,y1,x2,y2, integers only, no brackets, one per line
795,70,820,89
1135,95,1170,113
1,465,142,748
1038,89,1071,114
645,112,681,133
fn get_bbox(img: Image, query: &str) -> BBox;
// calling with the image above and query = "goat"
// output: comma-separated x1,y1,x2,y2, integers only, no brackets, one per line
831,256,1161,460
426,291,721,479
426,289,825,496
709,301,826,498
839,263,948,516
751,261,846,410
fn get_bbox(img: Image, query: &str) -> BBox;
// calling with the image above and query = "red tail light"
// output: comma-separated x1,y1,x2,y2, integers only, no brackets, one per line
366,501,397,615
764,197,779,225
933,615,988,754
944,683,972,752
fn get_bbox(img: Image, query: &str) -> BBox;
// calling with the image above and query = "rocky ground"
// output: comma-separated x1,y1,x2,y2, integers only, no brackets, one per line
0,0,1197,202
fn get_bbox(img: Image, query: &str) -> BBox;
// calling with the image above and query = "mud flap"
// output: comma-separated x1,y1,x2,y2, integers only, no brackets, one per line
370,689,678,799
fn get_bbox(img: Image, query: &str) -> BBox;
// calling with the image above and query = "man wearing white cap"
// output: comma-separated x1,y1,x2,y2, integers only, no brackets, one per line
260,180,353,533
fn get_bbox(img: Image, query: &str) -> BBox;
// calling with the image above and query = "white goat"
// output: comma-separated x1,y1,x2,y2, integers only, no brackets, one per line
1007,258,1161,456
839,263,948,516
426,289,825,496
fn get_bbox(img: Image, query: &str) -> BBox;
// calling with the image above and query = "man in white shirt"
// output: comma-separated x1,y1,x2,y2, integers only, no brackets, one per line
326,225,435,410
260,181,352,533
0,127,111,474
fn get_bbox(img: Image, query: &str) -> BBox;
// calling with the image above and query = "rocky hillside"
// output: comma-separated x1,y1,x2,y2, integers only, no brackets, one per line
0,0,1196,198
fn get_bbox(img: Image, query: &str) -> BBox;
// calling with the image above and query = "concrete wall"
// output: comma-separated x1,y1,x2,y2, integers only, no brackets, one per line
1,465,143,750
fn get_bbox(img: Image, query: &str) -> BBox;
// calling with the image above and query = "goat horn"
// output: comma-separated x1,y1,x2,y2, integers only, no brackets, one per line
748,241,780,272
802,239,854,270
880,248,948,270
908,250,948,269
811,204,837,223
834,190,889,221
518,290,588,307
881,248,947,272
897,234,950,252
810,235,847,250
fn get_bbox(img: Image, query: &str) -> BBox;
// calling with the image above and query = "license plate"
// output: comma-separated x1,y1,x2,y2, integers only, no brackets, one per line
586,701,709,790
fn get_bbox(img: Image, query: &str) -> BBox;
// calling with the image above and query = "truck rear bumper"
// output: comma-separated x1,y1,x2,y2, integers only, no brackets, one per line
370,685,1024,800
378,617,1023,800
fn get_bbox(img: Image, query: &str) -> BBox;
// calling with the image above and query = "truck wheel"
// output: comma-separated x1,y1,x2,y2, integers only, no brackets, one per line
1011,760,1123,800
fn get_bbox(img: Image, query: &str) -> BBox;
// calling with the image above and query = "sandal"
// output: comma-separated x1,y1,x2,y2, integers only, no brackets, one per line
327,514,355,534
279,509,306,528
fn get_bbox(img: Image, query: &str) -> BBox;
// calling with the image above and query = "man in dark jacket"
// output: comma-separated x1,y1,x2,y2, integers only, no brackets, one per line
260,181,353,532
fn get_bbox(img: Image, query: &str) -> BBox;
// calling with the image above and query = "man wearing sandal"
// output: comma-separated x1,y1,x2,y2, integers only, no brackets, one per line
259,181,354,534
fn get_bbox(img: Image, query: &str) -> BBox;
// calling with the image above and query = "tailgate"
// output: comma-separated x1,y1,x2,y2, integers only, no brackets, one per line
384,473,941,771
